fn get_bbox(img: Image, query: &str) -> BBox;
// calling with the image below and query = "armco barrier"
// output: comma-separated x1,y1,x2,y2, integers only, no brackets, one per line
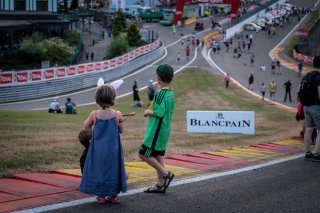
0,42,164,103
292,49,314,65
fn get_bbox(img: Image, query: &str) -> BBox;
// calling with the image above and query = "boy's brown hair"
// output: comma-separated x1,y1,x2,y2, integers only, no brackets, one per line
78,128,92,148
95,84,116,109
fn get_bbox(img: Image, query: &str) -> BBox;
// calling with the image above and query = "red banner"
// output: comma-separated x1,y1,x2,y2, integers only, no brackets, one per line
110,60,116,67
0,73,13,84
117,57,123,65
134,49,140,57
86,64,94,72
16,72,28,83
124,54,129,63
145,44,150,52
293,50,314,65
95,62,102,71
31,71,42,81
68,67,76,76
56,68,66,78
44,69,54,79
129,51,135,60
103,61,109,70
140,47,145,54
77,65,85,74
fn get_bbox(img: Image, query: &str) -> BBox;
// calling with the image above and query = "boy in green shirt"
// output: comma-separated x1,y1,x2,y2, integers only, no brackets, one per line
139,64,175,193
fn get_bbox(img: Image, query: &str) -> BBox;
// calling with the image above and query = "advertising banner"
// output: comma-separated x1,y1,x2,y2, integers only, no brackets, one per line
68,67,76,76
77,65,85,74
44,69,55,79
95,62,102,71
0,72,13,84
187,111,255,134
124,54,129,63
129,51,135,60
86,64,94,72
134,49,140,57
31,71,42,81
140,46,145,54
16,72,28,83
117,57,123,65
110,59,116,67
103,61,109,70
56,68,66,78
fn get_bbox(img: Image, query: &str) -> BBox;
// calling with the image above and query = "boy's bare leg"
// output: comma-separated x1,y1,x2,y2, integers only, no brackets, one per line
156,156,165,185
139,155,167,186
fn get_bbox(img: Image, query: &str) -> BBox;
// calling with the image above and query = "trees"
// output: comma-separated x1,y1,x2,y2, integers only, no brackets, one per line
19,31,80,66
112,10,127,37
105,35,129,59
127,22,144,47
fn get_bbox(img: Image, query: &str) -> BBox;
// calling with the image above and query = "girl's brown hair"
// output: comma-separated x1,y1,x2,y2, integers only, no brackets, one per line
95,84,116,109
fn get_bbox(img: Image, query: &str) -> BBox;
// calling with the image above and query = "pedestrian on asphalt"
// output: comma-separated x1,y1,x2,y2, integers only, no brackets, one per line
271,59,276,75
86,52,89,61
177,52,181,64
283,79,292,102
269,80,277,101
249,33,253,44
140,64,175,193
217,43,221,54
192,39,196,49
80,84,127,204
298,62,303,77
268,28,271,37
250,53,255,66
172,25,176,36
276,59,281,75
260,64,266,72
300,71,320,161
248,72,254,90
242,41,246,52
186,45,190,60
213,43,217,54
224,73,231,88
91,52,94,61
260,82,267,101
133,80,141,108
247,40,251,51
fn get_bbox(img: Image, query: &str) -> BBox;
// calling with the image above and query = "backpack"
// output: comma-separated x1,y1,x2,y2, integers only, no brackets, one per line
298,71,320,106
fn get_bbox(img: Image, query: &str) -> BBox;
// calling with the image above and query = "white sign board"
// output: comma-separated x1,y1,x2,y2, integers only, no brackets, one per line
187,111,255,135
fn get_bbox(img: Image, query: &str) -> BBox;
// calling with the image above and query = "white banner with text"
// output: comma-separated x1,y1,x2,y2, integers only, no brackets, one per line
187,111,255,135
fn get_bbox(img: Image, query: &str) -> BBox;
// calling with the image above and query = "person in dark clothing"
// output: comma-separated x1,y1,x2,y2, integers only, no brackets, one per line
283,79,292,102
78,128,92,174
133,80,141,107
91,52,94,61
65,97,77,114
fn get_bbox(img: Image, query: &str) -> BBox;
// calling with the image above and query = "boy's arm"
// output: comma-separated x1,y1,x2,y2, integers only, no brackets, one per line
144,109,159,117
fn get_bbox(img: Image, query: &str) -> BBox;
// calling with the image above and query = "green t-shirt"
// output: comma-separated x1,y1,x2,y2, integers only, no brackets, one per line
142,87,175,151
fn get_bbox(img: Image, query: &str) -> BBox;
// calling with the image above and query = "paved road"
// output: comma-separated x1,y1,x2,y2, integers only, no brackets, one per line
209,0,319,109
49,158,320,213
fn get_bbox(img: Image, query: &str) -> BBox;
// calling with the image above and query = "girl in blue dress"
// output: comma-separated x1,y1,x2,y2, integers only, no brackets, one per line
80,84,127,204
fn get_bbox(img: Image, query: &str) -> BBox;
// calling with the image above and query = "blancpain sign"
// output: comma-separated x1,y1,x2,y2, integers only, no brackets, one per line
187,111,255,135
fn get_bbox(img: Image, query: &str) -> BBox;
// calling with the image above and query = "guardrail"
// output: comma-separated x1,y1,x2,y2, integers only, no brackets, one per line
0,41,164,103
292,49,314,65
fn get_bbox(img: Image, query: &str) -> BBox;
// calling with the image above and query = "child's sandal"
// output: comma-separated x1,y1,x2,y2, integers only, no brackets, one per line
96,196,106,204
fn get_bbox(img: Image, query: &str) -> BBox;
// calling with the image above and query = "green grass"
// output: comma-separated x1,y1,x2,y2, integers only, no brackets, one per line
0,68,299,177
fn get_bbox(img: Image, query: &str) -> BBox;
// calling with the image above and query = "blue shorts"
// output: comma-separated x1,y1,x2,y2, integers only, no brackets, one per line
304,105,320,131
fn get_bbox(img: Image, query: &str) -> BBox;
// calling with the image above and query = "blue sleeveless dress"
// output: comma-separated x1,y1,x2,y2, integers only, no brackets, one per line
80,115,127,197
